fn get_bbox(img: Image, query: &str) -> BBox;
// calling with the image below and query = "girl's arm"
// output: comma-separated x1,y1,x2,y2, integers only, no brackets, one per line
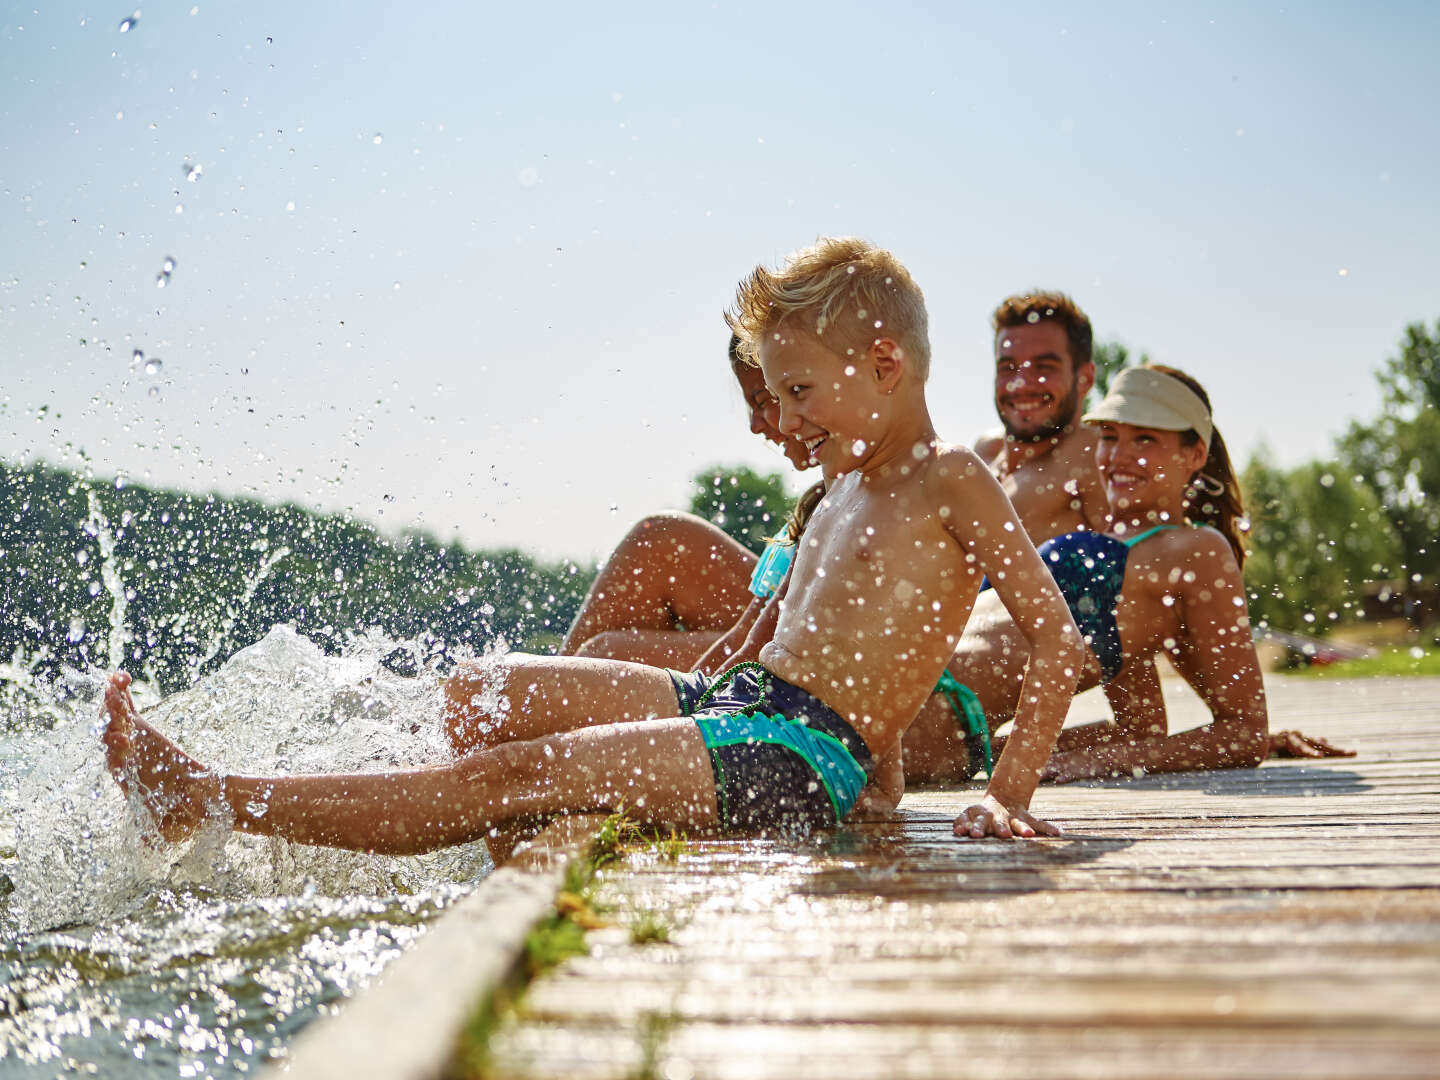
693,594,767,675
1044,533,1268,782
696,573,788,674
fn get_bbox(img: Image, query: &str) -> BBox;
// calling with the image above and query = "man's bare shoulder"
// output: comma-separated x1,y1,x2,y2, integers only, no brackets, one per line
973,428,1005,464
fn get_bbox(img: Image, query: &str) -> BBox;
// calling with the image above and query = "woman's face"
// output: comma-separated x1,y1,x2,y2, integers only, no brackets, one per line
733,362,816,472
1094,421,1207,515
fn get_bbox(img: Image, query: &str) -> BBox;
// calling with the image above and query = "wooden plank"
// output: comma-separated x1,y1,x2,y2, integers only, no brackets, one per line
478,677,1440,1080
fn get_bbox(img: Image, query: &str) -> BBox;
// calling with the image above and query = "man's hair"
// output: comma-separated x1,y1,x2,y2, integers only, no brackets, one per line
726,237,932,381
991,291,1093,369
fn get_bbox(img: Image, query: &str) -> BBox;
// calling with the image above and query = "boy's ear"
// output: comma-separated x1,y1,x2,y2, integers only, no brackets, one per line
870,338,905,394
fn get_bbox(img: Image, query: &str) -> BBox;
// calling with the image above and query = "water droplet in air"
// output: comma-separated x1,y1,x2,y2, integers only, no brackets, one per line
372,133,383,145
851,439,867,457
244,800,269,819
162,255,176,273
145,358,162,375
67,618,87,643
132,349,144,367
155,272,168,288
88,581,102,597
119,11,139,33
184,162,202,182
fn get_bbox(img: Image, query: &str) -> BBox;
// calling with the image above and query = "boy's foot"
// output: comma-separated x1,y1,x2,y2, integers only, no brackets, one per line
101,671,224,843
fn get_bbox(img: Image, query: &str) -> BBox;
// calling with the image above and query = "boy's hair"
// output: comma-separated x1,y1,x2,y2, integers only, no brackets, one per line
726,237,932,381
991,291,1093,369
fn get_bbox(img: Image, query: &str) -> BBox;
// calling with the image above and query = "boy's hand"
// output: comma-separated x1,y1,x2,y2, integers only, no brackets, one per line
953,793,1062,840
846,742,904,821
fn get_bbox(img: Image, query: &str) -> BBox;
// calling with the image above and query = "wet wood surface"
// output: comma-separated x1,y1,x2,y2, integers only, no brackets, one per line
483,676,1440,1079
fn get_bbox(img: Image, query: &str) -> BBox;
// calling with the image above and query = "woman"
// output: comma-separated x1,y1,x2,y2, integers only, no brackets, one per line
559,337,819,668
899,365,1335,790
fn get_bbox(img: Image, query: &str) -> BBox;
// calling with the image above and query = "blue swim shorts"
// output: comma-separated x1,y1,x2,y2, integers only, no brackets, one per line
667,664,874,835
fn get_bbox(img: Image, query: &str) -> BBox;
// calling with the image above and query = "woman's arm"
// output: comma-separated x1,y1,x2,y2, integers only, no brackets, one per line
1044,534,1268,783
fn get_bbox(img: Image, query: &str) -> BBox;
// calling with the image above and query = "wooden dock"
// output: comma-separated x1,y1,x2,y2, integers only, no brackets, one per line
479,675,1440,1079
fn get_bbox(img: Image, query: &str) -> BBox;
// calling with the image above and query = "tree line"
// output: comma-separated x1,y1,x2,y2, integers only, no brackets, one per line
2,316,1432,718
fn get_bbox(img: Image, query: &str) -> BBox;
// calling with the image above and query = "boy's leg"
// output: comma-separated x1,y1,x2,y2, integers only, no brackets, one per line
559,513,755,656
104,672,720,856
444,653,684,753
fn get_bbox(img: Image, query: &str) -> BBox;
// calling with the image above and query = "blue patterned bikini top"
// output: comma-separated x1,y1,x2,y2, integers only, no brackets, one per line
1035,524,1179,682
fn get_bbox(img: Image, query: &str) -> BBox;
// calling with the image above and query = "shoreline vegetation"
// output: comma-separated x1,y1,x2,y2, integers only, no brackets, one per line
5,323,1438,719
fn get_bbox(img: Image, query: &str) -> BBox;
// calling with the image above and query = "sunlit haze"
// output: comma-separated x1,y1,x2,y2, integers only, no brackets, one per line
4,2,1437,560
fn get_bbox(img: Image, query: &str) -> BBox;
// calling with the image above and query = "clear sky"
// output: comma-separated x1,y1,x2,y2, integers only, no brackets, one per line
3,2,1437,562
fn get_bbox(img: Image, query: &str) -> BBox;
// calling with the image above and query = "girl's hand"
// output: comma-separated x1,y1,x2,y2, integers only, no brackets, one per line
953,793,1063,839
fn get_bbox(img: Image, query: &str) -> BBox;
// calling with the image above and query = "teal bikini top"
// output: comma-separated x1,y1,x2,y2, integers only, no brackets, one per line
749,531,795,599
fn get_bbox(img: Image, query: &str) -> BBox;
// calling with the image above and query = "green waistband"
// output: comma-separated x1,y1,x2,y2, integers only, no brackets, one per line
934,669,992,776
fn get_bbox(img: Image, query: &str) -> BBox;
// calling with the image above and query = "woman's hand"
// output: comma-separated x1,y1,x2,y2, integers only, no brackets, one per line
1267,730,1355,759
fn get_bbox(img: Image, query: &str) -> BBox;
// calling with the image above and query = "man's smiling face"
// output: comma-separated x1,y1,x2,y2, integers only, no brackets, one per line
993,321,1092,442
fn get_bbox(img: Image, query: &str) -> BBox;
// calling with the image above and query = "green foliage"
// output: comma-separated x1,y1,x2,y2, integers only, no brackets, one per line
1087,339,1148,408
687,464,792,554
628,911,672,945
1241,450,1402,632
0,460,595,703
1285,644,1440,679
1338,318,1440,582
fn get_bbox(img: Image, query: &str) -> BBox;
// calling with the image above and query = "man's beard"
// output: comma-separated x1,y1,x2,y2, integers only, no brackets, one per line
1000,380,1081,443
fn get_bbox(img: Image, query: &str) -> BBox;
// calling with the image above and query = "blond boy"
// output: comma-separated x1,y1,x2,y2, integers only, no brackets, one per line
101,238,1083,848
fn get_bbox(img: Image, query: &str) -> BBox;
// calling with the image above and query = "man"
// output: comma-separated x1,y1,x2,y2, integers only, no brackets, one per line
975,292,1111,540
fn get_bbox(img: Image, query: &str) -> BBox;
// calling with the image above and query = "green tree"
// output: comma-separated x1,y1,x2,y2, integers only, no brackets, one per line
1338,318,1440,582
1087,339,1148,409
687,465,792,555
1241,449,1402,633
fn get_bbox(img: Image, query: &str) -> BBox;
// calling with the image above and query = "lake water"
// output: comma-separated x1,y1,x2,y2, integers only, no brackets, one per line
0,626,500,1077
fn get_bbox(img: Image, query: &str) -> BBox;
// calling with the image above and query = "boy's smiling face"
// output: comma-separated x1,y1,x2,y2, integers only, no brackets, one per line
757,327,887,473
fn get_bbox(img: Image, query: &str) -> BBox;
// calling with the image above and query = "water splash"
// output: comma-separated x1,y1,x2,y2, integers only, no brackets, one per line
85,487,130,672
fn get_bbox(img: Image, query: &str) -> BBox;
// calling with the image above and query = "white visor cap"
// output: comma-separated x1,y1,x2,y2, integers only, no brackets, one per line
1082,367,1212,450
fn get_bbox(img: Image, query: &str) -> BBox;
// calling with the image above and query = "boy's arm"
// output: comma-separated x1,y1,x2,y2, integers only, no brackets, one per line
944,458,1084,838
1043,535,1268,782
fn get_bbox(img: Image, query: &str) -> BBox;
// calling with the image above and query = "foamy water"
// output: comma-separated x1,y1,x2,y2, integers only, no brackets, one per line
0,625,506,1076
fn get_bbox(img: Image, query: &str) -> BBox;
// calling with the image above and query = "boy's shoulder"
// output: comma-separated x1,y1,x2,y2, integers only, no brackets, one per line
929,442,996,484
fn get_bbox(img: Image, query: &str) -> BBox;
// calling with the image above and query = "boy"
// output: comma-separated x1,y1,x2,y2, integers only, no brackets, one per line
101,238,1083,849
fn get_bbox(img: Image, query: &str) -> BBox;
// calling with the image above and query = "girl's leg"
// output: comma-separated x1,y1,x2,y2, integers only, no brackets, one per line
103,672,720,855
443,653,682,753
560,513,756,660
569,628,725,669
